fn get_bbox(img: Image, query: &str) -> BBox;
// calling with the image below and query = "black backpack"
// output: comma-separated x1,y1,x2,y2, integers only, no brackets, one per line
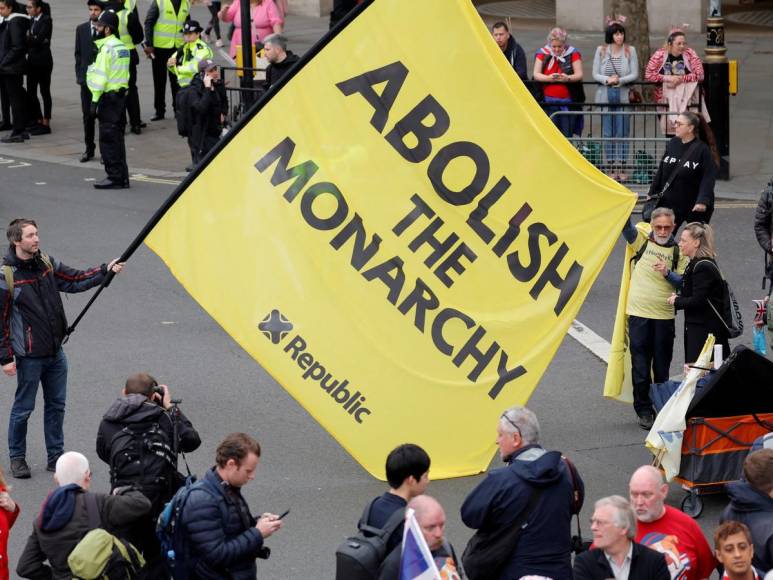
335,500,405,580
175,85,195,137
109,419,176,493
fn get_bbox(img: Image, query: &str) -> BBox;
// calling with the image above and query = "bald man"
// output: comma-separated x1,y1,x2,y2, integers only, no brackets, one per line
378,495,461,580
629,465,716,580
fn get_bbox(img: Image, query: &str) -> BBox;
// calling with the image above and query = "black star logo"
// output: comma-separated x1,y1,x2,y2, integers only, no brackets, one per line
258,310,293,344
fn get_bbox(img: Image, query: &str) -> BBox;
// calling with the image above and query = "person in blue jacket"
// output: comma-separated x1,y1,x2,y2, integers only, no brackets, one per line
461,406,584,580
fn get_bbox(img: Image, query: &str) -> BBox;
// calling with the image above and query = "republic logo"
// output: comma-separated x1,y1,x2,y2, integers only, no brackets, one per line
258,309,293,344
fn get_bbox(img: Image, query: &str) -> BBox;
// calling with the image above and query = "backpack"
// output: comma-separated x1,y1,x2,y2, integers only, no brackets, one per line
175,85,195,137
3,253,53,300
108,419,176,493
698,259,744,339
68,493,146,580
335,499,406,580
156,475,225,580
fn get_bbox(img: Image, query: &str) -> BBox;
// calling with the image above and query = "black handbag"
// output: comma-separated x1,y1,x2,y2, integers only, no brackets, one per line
461,486,544,580
642,140,699,222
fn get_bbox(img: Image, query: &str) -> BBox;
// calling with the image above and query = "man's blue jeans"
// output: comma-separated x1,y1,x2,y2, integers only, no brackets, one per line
8,348,68,462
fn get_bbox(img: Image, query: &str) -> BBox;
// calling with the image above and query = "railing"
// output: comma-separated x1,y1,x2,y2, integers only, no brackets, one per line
533,81,705,194
220,65,266,125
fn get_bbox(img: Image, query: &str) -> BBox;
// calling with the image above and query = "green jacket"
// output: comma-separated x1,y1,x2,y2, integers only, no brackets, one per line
170,38,213,87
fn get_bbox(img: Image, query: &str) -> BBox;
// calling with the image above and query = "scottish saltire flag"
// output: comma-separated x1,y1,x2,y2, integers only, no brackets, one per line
400,509,440,580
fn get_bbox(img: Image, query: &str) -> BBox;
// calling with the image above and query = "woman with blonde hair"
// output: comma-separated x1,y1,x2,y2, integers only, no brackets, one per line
0,464,20,580
667,222,730,364
533,26,584,137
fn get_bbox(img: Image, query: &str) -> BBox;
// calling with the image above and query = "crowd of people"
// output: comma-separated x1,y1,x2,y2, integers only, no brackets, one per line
0,0,298,184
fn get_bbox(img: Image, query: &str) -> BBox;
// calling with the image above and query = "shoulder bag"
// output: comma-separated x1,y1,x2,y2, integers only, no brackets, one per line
642,140,700,222
461,486,544,580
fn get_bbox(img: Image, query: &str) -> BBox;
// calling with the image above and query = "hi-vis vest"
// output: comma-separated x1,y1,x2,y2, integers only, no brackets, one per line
171,38,213,87
117,8,135,50
152,0,189,49
87,35,130,102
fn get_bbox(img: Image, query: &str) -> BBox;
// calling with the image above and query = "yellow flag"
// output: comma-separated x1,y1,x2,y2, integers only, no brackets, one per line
145,0,636,479
603,222,651,403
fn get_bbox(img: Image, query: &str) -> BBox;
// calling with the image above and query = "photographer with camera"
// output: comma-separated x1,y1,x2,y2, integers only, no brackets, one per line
96,372,201,578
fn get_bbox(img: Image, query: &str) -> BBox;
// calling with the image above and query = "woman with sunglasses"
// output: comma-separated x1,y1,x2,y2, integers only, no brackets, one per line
647,112,716,228
667,222,729,365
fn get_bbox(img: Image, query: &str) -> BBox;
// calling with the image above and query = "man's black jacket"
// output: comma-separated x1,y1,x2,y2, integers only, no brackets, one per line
74,20,97,85
0,250,108,364
754,178,773,279
264,51,299,91
188,74,227,146
96,393,201,508
0,13,29,75
573,542,670,580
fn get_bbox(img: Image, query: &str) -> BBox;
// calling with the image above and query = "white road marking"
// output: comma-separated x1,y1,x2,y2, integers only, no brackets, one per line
35,182,46,185
8,162,30,169
84,177,96,181
568,319,610,363
131,174,181,185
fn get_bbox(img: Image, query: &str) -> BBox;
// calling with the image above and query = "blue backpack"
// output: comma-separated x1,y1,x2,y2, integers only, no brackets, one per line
156,475,222,579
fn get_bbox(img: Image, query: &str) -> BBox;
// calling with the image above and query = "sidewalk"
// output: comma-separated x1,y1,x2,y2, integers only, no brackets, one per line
1,0,770,198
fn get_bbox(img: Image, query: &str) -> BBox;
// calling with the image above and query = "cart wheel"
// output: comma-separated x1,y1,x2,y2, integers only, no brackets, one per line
681,492,704,518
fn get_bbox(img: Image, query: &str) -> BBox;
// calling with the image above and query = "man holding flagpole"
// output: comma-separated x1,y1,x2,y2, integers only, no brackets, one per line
380,495,462,580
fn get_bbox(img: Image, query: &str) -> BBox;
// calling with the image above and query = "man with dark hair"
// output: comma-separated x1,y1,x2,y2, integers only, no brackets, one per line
0,0,30,143
721,449,773,572
714,521,764,580
361,443,430,554
178,432,283,578
96,371,201,576
262,33,298,92
491,21,527,81
461,406,584,579
1,218,123,479
74,0,103,162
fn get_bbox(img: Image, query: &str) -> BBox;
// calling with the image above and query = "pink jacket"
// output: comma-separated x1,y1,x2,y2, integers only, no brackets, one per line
221,0,283,59
645,47,704,103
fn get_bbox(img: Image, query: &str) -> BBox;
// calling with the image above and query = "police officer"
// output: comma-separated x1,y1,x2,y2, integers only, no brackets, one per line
143,0,190,121
87,10,130,189
168,20,212,88
114,0,145,134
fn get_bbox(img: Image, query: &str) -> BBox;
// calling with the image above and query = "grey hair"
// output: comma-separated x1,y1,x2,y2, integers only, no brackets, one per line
500,406,540,444
263,33,287,51
650,207,675,222
547,27,568,44
595,495,637,540
55,452,90,486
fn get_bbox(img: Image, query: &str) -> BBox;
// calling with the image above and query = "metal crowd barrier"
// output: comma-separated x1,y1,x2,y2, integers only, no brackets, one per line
220,65,266,125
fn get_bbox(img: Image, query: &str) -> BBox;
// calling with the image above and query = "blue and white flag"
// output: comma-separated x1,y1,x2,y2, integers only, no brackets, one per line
399,508,441,580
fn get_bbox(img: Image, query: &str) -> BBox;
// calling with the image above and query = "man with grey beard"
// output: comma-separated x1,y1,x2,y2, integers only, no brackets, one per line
621,208,688,429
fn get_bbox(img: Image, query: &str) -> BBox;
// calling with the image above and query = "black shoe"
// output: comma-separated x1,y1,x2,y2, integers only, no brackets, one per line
1,133,25,143
637,413,655,430
46,454,62,472
185,164,193,172
28,124,51,136
130,125,142,135
10,457,31,479
21,132,30,140
94,178,130,189
138,121,147,128
80,150,95,162
150,114,164,121
0,122,11,131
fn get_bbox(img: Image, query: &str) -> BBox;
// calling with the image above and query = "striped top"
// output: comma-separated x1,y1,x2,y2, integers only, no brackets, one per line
602,54,624,77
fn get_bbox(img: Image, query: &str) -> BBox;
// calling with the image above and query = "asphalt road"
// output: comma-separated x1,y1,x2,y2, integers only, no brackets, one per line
0,156,766,579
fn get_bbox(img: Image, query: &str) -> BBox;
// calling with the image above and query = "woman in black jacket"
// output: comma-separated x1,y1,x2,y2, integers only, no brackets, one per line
650,112,717,227
667,222,729,364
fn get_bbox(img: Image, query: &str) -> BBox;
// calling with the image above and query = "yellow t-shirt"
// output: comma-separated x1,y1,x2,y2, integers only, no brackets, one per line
626,231,689,320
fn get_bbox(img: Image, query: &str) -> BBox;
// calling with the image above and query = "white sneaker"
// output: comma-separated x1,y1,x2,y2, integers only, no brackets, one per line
215,39,223,48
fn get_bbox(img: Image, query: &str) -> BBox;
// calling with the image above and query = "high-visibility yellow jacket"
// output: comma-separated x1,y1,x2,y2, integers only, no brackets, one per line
152,0,189,49
87,35,130,102
170,38,213,87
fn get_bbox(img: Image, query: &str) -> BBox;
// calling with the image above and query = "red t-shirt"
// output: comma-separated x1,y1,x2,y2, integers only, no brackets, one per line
635,506,716,580
536,49,581,99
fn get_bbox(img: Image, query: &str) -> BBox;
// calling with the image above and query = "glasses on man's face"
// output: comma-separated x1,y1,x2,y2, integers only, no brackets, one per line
652,225,672,231
500,413,522,437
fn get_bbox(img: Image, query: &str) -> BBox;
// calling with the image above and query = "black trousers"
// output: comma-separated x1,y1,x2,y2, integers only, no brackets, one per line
126,50,141,127
0,74,27,135
629,315,675,416
80,84,96,153
27,63,53,120
151,46,179,117
205,4,221,39
0,80,10,125
98,91,129,183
